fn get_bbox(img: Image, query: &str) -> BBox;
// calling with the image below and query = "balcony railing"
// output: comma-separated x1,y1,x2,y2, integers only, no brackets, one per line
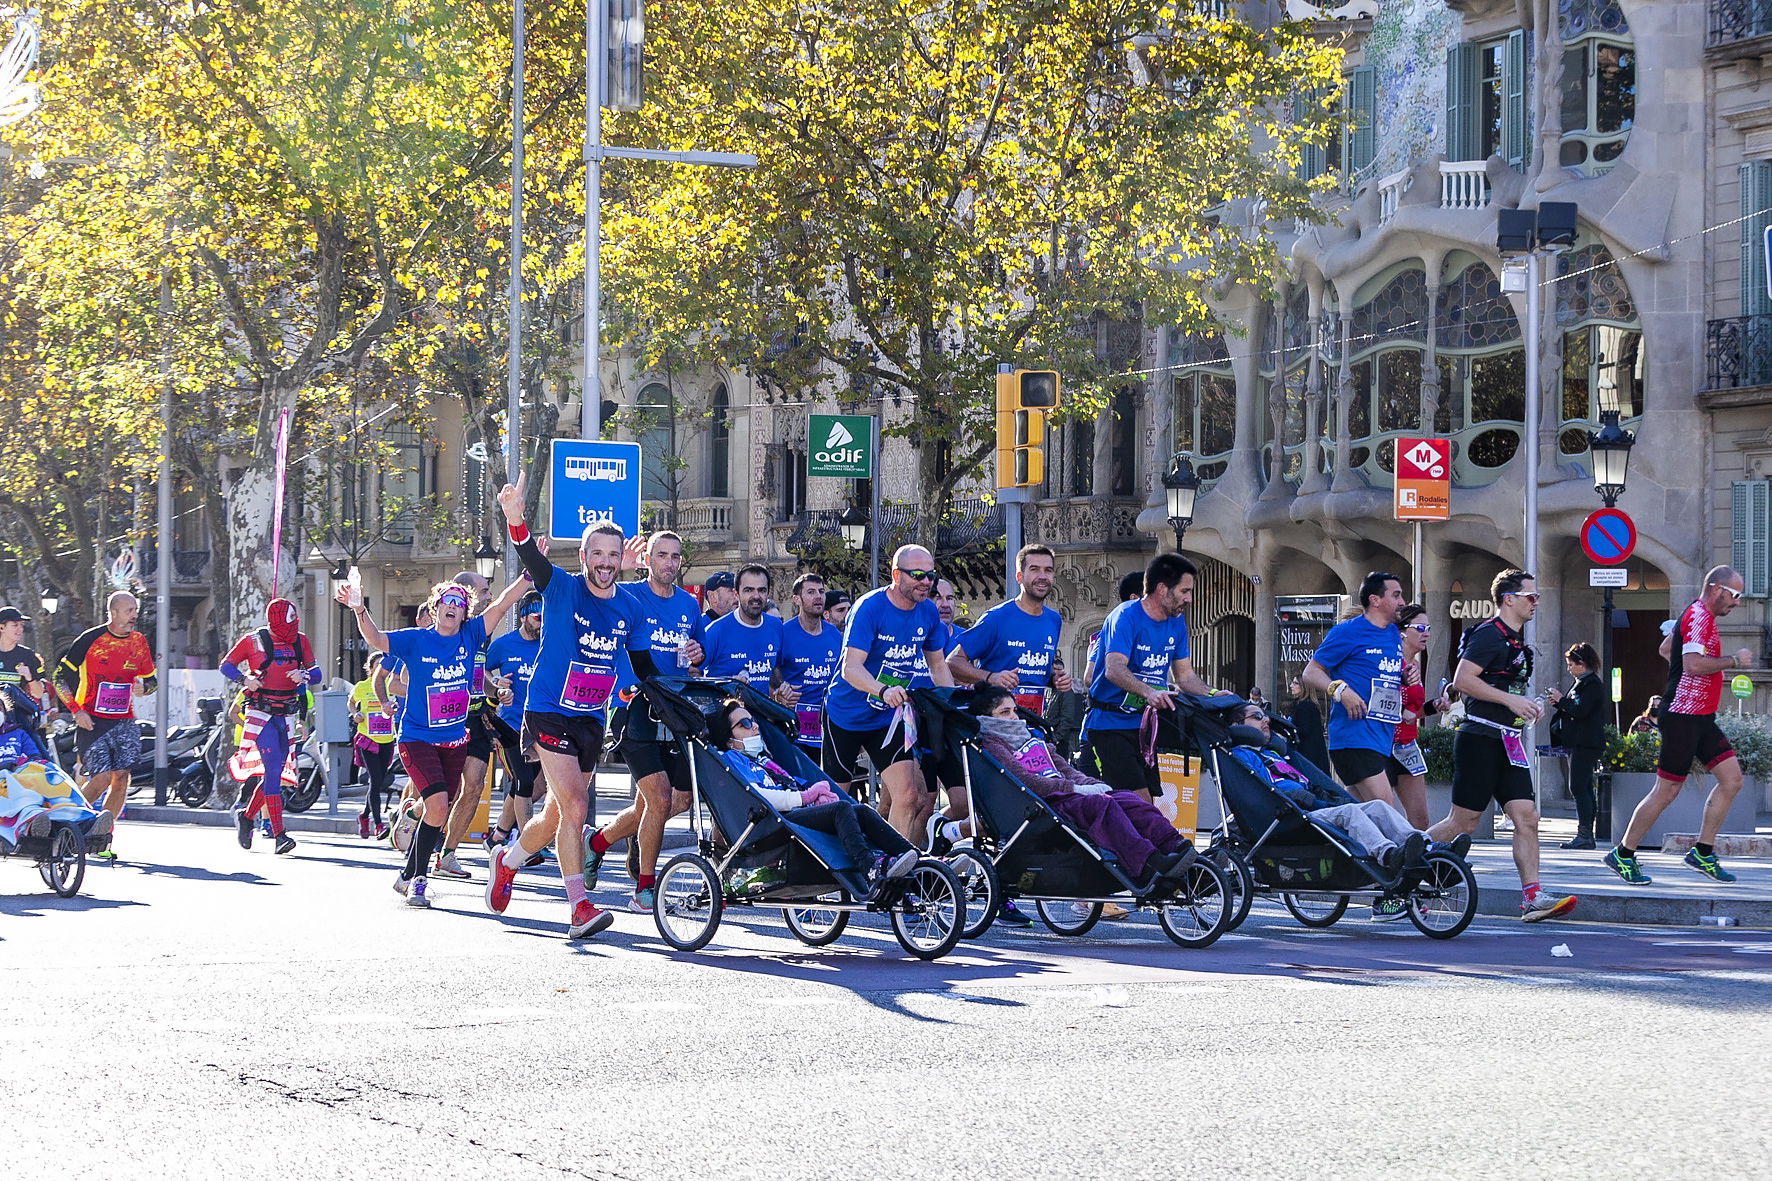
1377,167,1411,224
1439,160,1488,210
780,497,1004,560
1707,314,1772,389
1711,0,1772,45
136,548,213,583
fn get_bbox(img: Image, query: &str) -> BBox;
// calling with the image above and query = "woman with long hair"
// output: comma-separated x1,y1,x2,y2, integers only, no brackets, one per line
1388,603,1449,830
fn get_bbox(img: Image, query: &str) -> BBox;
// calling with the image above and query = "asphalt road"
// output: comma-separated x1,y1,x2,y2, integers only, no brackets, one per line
5,825,1770,1180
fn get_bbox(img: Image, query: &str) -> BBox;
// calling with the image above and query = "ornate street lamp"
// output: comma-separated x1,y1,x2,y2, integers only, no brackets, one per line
41,586,59,615
473,535,500,580
1163,452,1203,550
1587,411,1635,509
838,499,869,553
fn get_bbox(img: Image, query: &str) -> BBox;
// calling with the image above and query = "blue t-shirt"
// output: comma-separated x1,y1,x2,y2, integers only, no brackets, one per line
825,587,943,731
702,612,785,682
1311,616,1403,754
1084,598,1189,733
956,600,1064,712
484,629,541,730
383,616,489,745
526,564,650,718
614,581,708,694
911,620,958,689
779,615,844,745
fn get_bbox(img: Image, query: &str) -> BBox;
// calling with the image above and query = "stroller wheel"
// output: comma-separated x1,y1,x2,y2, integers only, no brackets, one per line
38,823,86,898
1211,847,1256,932
783,904,849,946
889,859,964,960
654,854,723,952
1281,891,1350,928
1035,900,1102,936
1157,859,1233,949
947,846,1002,940
1407,853,1479,939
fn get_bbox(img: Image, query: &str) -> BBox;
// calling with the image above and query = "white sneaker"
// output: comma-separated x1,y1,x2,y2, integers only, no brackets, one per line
406,876,432,908
392,870,411,897
433,850,471,880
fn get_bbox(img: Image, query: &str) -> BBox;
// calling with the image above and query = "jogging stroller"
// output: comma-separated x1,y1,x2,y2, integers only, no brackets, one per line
911,687,1235,948
0,687,111,897
1180,697,1479,939
641,676,966,961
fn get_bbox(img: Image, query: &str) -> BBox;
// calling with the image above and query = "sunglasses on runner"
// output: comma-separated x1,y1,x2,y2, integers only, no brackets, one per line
1406,623,1432,634
1717,585,1744,602
437,590,470,610
896,568,937,582
1507,591,1540,604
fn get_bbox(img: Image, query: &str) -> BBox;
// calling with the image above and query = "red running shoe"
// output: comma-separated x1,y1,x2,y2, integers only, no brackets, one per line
485,849,519,914
357,813,372,839
567,900,614,939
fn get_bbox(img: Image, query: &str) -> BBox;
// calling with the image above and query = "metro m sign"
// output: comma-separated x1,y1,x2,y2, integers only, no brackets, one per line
1394,437,1450,521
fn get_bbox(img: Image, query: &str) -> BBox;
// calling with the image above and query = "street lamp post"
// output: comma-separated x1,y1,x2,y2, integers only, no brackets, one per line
1586,402,1634,844
1163,452,1202,551
473,535,500,582
838,498,869,557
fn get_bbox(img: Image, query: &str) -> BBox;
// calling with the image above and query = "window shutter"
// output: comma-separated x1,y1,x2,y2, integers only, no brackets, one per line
1348,66,1376,176
1446,43,1479,162
1742,161,1772,319
1505,30,1529,171
1734,479,1771,597
1299,87,1326,181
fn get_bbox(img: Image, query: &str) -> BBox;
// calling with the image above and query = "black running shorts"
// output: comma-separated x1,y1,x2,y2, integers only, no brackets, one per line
1656,711,1734,780
1450,725,1535,812
520,710,606,773
822,718,917,784
1080,728,1159,797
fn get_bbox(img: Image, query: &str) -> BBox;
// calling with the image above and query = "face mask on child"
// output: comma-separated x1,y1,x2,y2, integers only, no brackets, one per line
742,734,767,756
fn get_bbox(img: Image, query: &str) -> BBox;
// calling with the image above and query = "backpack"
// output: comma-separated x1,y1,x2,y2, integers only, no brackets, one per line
248,628,311,716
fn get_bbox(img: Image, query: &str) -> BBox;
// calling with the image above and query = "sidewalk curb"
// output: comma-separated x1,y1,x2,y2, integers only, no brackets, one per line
122,805,360,835
1474,888,1772,927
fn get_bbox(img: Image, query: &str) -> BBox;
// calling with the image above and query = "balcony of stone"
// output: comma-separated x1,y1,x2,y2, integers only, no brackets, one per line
1439,160,1489,211
1376,166,1412,225
647,497,740,546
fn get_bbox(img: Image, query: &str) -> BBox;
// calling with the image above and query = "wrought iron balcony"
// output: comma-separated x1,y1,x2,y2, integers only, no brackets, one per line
136,548,213,583
1706,314,1772,390
1710,0,1772,46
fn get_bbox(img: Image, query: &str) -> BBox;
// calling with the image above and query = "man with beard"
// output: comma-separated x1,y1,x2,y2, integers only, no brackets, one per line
776,572,843,764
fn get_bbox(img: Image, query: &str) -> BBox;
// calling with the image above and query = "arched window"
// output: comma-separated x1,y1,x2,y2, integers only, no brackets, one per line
636,382,674,502
1556,242,1642,462
1436,255,1525,483
1559,0,1634,177
709,384,730,498
1344,265,1430,481
1171,328,1234,485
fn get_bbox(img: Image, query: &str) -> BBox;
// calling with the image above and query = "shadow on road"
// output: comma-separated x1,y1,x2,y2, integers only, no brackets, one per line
0,894,149,918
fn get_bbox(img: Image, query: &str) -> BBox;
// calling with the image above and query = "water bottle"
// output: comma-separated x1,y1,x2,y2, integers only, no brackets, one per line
346,565,362,609
676,640,690,671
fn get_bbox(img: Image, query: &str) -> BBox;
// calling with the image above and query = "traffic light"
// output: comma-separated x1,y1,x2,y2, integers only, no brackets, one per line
995,369,1060,489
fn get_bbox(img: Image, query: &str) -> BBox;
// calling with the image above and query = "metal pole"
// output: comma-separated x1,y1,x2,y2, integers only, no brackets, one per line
154,256,173,806
1004,496,1021,594
1522,249,1541,697
1413,520,1423,604
581,0,605,441
869,416,881,588
508,0,525,578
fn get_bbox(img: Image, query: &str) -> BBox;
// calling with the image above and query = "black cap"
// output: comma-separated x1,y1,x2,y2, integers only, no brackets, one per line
704,571,735,592
0,606,23,624
825,591,851,609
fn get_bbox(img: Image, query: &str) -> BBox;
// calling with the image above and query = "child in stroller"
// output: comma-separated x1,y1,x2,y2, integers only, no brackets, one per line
707,697,918,899
0,689,113,896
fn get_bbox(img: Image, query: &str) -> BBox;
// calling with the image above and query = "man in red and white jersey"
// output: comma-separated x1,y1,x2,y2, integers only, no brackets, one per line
1605,566,1756,885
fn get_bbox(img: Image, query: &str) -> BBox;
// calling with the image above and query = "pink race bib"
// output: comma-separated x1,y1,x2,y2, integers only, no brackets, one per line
471,665,486,696
425,682,470,729
796,707,823,744
559,662,615,712
366,712,393,737
94,681,132,715
1012,739,1058,779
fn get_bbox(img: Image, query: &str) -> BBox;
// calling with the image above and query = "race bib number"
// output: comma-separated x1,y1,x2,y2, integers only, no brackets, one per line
1500,725,1530,769
1391,740,1428,777
94,681,132,715
1012,739,1058,779
1366,675,1404,726
1013,690,1046,717
871,672,909,710
425,682,470,729
366,712,393,737
471,665,485,697
796,707,823,744
559,662,616,712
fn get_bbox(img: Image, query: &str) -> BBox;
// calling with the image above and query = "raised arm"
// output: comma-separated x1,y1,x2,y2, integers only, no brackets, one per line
496,472,554,589
334,585,390,654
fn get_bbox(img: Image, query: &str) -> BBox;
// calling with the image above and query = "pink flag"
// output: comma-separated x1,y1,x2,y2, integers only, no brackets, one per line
269,405,291,596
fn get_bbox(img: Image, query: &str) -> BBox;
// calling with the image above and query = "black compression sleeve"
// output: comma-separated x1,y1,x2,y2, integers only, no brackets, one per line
515,534,553,589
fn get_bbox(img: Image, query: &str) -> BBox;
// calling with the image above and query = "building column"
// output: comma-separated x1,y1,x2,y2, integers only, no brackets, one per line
1253,548,1279,699
1260,284,1290,501
1330,307,1360,493
1299,276,1330,495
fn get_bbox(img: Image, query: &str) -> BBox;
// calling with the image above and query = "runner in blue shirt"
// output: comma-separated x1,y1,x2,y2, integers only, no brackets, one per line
482,472,658,941
934,544,1074,857
1081,552,1218,802
586,531,710,912
339,581,489,910
483,590,543,846
1302,571,1407,808
776,572,844,761
701,564,784,682
824,545,954,842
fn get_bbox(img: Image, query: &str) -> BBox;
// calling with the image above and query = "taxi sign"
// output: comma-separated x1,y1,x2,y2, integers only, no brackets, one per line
1733,674,1753,700
1579,507,1636,566
1394,437,1450,521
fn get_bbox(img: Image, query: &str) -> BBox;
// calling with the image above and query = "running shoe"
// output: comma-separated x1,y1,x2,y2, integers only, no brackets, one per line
392,870,411,897
358,813,372,839
235,810,254,851
433,850,471,880
568,899,614,939
1560,835,1596,850
485,849,518,914
924,812,949,855
406,876,432,909
995,899,1033,928
523,852,547,869
1603,847,1653,885
1370,895,1408,923
91,849,119,862
88,810,115,839
1100,902,1132,922
884,849,919,879
582,825,606,884
273,832,297,856
391,808,419,854
483,829,505,854
625,835,641,882
627,886,656,914
1683,848,1737,883
374,822,389,840
1522,892,1578,922
1431,833,1472,858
